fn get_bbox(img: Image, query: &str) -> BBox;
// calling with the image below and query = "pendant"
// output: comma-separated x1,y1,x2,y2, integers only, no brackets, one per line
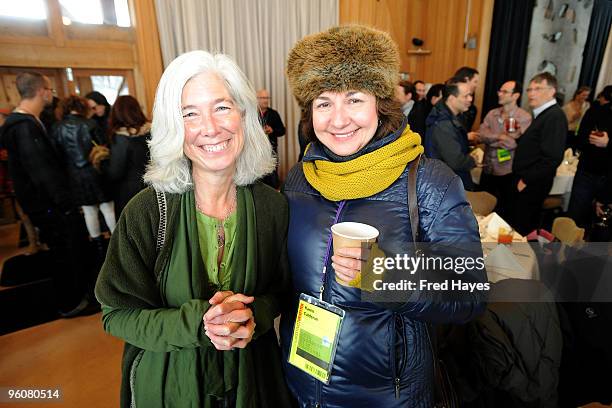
216,223,225,248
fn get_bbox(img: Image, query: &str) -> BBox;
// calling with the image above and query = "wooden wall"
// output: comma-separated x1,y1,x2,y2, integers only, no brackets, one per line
340,0,494,125
0,0,162,114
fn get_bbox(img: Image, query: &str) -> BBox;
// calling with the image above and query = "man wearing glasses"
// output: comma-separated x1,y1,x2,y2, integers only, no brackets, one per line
477,80,532,218
0,72,89,317
510,72,567,235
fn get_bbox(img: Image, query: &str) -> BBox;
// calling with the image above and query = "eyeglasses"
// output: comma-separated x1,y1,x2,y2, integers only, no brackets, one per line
257,96,271,100
526,86,552,93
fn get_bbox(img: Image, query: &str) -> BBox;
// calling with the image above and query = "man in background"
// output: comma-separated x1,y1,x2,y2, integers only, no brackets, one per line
425,77,477,190
257,89,285,188
0,72,90,317
414,80,427,101
395,80,416,117
478,80,531,217
567,85,611,230
453,66,480,132
511,73,566,235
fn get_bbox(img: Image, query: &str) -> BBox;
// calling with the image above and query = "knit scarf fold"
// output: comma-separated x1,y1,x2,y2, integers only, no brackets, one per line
167,188,259,406
303,126,424,201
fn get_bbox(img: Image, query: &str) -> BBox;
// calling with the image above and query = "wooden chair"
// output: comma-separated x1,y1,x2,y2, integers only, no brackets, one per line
465,191,497,216
552,217,585,245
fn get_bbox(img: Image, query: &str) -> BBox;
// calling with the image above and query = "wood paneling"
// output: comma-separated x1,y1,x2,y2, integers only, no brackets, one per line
131,0,163,115
340,0,494,123
341,0,489,83
0,0,163,115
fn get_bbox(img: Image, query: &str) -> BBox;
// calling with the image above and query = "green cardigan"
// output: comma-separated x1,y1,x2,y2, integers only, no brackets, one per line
95,183,294,407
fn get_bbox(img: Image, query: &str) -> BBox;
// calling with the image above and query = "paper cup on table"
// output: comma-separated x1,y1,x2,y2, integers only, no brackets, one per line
485,213,513,240
331,222,379,288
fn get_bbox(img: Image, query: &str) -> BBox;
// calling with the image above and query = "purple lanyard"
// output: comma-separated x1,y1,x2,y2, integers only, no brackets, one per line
319,200,346,301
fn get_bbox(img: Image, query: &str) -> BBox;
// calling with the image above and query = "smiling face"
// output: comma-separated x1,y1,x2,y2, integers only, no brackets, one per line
311,90,378,157
181,71,244,178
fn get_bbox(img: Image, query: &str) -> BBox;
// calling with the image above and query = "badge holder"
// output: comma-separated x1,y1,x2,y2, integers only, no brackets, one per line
288,293,345,384
497,148,511,163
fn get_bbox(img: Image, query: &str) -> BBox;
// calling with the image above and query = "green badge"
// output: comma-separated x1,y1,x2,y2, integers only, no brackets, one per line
497,148,511,163
288,294,345,384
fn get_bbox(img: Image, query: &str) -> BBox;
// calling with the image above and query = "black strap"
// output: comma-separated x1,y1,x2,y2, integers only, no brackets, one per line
408,154,421,253
407,154,458,407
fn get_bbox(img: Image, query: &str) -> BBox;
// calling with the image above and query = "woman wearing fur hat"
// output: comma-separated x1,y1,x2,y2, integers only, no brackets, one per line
280,25,487,407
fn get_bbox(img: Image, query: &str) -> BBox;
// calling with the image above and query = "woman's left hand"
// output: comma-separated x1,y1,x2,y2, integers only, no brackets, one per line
203,291,256,350
331,247,366,285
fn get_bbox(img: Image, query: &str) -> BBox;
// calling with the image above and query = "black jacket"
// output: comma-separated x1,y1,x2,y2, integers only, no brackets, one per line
0,112,72,214
576,102,612,176
513,104,567,187
443,279,562,407
260,107,286,154
425,102,476,190
100,128,150,216
407,99,430,139
51,114,97,169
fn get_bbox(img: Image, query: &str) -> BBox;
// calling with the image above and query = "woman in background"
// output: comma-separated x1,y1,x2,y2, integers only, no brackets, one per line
86,91,111,144
52,95,116,242
90,95,150,216
563,86,591,151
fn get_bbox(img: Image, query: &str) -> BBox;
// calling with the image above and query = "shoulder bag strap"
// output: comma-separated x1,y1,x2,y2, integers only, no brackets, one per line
408,153,421,252
408,155,459,408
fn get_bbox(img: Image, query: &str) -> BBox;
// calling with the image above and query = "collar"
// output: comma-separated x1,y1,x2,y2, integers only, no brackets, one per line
533,99,557,118
402,100,415,116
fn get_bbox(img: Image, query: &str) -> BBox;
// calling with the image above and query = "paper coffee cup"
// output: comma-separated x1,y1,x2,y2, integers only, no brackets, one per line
330,222,379,288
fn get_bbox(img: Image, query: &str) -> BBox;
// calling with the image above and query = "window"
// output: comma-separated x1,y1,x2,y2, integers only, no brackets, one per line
0,0,47,20
59,0,131,27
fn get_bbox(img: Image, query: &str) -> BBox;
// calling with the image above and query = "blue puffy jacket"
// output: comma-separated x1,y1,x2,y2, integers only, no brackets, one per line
280,126,487,408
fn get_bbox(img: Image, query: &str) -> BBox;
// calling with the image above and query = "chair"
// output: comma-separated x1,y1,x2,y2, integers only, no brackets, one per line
552,217,585,245
465,191,497,216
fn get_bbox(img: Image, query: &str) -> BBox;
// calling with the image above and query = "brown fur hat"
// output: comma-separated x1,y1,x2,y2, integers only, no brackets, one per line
286,25,400,108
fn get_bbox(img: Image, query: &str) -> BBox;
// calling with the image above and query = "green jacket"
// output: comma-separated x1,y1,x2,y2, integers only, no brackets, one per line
95,183,294,407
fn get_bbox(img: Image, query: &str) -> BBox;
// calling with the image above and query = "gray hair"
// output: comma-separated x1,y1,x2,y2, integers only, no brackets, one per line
144,50,276,193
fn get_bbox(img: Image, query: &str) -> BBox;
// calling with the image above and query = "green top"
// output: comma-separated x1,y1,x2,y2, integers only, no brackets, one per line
196,209,237,290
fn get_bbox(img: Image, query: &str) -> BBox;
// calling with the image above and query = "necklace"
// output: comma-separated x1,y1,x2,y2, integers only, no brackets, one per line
195,186,237,249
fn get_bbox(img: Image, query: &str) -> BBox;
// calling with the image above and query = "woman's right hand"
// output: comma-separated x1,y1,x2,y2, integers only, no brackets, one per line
203,291,255,350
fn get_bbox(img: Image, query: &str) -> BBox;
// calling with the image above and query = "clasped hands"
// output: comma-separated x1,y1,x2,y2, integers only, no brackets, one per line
203,291,256,350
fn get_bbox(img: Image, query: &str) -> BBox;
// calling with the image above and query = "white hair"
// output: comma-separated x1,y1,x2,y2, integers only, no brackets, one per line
144,50,276,193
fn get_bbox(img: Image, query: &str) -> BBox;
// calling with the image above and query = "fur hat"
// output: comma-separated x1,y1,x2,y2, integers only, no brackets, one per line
286,25,400,108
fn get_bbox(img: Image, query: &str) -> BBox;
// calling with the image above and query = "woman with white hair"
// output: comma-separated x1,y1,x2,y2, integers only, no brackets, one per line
95,50,294,407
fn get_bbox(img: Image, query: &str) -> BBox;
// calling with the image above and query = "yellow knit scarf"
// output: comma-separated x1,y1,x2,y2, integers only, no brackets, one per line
303,126,424,201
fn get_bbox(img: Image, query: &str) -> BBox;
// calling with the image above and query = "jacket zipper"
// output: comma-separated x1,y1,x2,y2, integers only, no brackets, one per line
391,314,400,399
392,313,409,399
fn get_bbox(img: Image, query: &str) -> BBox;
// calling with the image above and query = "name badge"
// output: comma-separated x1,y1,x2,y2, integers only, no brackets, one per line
497,148,511,163
288,293,345,384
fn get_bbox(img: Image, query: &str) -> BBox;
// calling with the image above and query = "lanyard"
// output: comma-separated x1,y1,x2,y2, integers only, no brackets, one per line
320,200,346,301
